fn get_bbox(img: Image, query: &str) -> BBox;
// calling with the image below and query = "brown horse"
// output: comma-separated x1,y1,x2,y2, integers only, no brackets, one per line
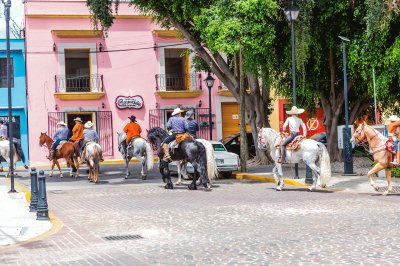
351,122,393,195
39,132,79,178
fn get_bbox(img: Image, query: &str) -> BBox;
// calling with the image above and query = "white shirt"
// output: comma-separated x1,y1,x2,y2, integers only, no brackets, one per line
283,115,307,136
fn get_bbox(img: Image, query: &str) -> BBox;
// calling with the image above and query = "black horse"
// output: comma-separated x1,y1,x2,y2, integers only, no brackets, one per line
147,127,216,190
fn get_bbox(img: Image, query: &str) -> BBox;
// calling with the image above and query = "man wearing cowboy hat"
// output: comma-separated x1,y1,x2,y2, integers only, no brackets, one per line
386,115,400,164
162,107,189,161
0,118,7,139
280,106,307,164
185,110,199,138
69,117,84,143
49,121,69,160
121,115,142,156
79,121,103,163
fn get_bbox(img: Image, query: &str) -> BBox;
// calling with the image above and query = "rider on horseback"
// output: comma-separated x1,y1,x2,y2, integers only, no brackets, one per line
162,107,188,162
279,106,307,164
69,117,84,157
49,121,69,160
121,115,142,156
385,115,400,165
79,121,104,164
185,110,199,138
0,118,29,169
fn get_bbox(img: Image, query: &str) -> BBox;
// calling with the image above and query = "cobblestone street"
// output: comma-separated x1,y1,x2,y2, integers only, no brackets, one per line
1,163,400,265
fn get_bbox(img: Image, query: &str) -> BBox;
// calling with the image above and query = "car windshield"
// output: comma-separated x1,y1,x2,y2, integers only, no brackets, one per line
212,143,226,151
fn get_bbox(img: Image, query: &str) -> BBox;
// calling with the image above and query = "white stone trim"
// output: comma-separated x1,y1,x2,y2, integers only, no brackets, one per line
57,43,98,92
215,96,237,140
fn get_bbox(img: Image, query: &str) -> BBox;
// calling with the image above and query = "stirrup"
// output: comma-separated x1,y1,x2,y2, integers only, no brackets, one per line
163,155,171,162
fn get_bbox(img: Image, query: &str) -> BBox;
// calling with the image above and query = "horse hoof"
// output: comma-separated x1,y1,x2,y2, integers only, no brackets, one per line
125,176,129,179
276,187,282,191
308,187,315,192
141,175,147,180
165,184,174,189
382,191,389,196
175,182,182,185
188,184,197,190
49,174,53,177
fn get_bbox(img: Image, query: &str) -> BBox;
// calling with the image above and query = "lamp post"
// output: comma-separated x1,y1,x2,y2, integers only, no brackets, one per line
285,0,300,106
339,35,354,175
1,0,16,192
204,72,215,140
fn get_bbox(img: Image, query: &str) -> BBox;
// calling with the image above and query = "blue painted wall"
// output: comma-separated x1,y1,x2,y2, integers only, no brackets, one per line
0,39,29,166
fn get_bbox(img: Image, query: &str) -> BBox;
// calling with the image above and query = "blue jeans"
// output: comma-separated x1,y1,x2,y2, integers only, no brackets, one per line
281,132,299,161
51,139,65,151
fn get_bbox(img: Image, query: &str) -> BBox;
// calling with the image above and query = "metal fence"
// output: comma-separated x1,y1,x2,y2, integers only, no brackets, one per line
55,74,104,93
48,111,113,156
149,108,214,140
155,73,202,91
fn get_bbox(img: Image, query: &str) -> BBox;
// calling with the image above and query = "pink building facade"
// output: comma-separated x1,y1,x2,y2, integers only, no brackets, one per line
25,0,239,166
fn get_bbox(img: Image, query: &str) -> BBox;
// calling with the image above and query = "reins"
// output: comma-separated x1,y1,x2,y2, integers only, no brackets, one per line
354,124,387,155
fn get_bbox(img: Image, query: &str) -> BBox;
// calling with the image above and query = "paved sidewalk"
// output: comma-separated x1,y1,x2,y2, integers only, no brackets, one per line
0,176,52,246
236,164,400,194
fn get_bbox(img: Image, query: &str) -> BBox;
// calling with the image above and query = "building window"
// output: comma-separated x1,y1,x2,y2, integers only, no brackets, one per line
0,58,14,88
164,48,190,91
65,49,90,92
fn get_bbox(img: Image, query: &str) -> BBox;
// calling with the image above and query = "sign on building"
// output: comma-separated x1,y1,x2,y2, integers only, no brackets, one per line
115,95,144,110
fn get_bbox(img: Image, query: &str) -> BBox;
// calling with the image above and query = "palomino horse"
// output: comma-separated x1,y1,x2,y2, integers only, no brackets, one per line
351,122,393,195
147,127,217,190
0,139,20,176
39,133,79,178
82,142,102,183
257,127,331,191
117,132,154,179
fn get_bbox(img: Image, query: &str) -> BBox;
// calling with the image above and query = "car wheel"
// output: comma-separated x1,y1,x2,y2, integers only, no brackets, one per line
220,171,233,179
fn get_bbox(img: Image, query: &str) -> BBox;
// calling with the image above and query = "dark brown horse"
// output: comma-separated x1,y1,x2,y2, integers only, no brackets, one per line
39,132,79,178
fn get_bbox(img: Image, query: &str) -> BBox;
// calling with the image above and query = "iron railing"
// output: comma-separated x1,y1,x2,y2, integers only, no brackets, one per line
55,74,104,93
0,76,14,88
48,111,113,156
149,108,214,140
155,73,202,91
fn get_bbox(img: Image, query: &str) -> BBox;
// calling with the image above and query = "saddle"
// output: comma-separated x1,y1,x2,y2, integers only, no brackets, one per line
385,139,396,154
169,133,193,149
275,135,305,151
55,140,67,151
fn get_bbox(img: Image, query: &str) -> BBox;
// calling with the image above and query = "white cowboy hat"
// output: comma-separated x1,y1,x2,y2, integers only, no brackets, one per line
286,106,305,115
84,121,94,129
73,117,83,123
57,121,67,126
388,115,400,122
171,107,185,116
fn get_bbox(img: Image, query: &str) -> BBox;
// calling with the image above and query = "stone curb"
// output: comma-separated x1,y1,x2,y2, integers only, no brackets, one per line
0,178,63,250
234,172,308,187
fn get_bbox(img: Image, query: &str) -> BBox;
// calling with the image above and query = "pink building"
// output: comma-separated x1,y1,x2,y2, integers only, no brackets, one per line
25,0,240,166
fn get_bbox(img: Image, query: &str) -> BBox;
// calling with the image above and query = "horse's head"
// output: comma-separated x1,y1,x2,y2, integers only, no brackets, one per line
39,132,47,147
351,122,366,144
147,127,167,149
257,127,278,150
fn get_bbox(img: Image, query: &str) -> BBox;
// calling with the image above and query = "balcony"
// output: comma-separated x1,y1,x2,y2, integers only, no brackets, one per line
54,74,105,100
155,73,203,98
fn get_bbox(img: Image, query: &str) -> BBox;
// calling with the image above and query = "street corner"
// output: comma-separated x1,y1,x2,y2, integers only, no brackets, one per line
0,178,62,249
234,172,308,188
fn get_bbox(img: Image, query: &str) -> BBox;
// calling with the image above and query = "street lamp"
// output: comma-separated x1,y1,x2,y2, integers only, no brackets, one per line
204,72,215,140
285,0,300,106
339,35,354,175
1,0,16,192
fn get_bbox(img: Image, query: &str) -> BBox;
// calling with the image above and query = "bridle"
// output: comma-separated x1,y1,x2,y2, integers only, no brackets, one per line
354,123,385,154
257,129,268,149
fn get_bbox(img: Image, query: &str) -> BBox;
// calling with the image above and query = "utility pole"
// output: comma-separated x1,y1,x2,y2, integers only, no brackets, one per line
2,0,16,192
239,48,247,172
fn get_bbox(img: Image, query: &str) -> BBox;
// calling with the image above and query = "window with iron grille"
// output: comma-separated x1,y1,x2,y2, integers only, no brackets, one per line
0,58,14,88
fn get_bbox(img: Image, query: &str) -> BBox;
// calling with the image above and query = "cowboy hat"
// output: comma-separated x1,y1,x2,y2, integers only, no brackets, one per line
185,110,194,118
57,121,67,126
84,121,94,129
286,106,305,115
388,115,400,122
128,115,137,122
73,117,83,123
172,107,185,116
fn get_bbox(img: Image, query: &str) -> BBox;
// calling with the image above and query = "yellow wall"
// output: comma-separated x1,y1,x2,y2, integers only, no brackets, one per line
268,90,280,131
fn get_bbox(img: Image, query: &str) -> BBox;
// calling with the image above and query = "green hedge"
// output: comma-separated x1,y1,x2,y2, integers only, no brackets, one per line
372,162,400,177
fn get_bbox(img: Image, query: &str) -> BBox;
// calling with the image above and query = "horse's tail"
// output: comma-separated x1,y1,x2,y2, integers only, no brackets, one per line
145,141,154,171
317,142,331,187
196,139,218,181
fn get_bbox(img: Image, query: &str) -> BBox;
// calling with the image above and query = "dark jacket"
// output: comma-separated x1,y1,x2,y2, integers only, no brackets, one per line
186,118,199,137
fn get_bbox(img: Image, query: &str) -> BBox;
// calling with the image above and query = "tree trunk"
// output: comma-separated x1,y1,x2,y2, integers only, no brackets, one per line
239,48,248,172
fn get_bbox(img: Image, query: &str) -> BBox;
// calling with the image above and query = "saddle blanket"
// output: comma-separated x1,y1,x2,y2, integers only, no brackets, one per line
56,140,67,150
169,133,194,149
275,135,305,151
386,139,396,154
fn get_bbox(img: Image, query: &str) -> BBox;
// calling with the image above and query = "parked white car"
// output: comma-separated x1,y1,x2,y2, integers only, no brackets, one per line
169,140,240,178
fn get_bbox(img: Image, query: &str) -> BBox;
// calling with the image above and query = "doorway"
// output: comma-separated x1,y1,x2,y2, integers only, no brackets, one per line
66,113,94,139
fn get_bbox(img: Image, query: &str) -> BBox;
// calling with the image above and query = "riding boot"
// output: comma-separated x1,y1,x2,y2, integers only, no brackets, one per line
79,148,86,164
280,146,288,164
163,143,171,162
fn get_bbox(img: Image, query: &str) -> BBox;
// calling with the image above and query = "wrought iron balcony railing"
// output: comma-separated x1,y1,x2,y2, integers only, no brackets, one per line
155,73,202,91
55,74,104,93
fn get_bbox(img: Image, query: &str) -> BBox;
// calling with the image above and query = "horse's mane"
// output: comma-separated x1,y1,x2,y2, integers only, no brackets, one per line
148,127,168,139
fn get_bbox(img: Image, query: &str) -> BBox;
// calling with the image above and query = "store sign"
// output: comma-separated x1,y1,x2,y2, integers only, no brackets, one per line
115,95,144,110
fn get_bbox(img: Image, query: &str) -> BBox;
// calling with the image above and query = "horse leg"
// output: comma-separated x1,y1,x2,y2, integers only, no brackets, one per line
163,166,173,189
307,162,320,192
141,155,147,179
74,156,79,178
55,160,63,178
275,164,284,191
383,168,392,196
367,163,384,191
176,161,183,185
49,161,55,177
188,162,198,190
125,157,130,179
94,161,99,183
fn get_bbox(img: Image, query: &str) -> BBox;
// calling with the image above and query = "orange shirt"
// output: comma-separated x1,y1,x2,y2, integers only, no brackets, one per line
70,122,84,141
124,122,142,143
387,121,400,137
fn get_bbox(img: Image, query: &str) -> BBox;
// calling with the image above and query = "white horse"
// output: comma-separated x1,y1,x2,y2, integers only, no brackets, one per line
0,139,19,176
82,142,103,183
175,139,218,186
117,133,154,179
257,127,331,191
